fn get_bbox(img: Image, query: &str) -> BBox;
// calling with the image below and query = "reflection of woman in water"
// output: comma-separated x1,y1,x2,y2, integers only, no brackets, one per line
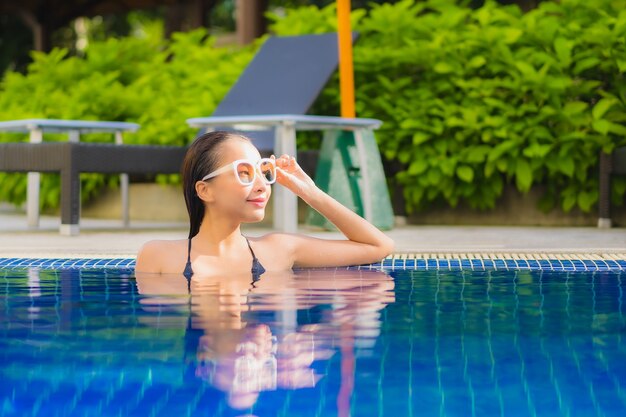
136,131,394,277
135,269,395,412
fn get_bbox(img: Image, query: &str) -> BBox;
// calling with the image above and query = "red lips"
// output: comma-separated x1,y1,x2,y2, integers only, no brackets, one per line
247,197,267,207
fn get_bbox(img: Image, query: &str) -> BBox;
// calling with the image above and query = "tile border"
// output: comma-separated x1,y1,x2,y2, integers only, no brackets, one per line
1,253,625,272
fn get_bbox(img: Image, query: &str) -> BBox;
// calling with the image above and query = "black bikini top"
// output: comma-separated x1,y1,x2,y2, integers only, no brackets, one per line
183,236,266,286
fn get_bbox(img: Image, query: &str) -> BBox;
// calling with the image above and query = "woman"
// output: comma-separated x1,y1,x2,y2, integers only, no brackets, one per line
136,131,394,275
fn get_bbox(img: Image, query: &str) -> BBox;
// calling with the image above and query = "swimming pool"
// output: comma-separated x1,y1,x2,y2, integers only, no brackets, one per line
1,257,625,416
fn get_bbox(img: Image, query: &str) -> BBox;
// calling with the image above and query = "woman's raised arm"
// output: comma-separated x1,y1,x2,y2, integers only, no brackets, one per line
274,155,394,267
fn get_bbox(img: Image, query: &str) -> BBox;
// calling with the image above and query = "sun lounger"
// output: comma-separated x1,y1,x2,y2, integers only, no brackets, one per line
0,142,186,235
188,33,394,232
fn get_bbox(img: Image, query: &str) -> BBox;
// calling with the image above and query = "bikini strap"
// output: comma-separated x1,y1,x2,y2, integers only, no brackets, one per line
244,237,266,280
183,238,193,287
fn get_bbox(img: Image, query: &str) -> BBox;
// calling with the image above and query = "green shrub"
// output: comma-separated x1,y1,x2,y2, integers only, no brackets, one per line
1,0,625,215
0,29,255,209
270,0,626,213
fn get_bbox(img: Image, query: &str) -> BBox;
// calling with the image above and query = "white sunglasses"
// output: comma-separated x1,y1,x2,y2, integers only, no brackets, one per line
201,158,276,185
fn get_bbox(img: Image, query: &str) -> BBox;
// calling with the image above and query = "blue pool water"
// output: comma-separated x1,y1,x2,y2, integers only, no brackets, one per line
1,264,625,416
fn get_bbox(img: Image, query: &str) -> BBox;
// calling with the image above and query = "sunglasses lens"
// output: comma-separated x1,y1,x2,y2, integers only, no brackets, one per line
235,162,255,184
259,160,276,183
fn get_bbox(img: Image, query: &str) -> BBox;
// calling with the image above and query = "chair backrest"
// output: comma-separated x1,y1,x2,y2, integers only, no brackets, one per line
210,33,357,149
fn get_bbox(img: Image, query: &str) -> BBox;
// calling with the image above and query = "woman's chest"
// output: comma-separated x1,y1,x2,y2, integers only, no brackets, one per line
190,252,291,276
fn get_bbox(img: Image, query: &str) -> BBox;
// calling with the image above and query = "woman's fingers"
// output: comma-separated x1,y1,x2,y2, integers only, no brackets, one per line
276,155,298,171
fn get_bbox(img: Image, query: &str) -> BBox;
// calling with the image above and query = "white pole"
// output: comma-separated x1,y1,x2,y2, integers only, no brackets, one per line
115,131,130,227
26,128,43,228
274,122,298,232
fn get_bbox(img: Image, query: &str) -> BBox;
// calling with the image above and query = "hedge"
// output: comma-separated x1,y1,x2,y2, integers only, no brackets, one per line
0,30,255,209
270,0,626,213
1,0,625,215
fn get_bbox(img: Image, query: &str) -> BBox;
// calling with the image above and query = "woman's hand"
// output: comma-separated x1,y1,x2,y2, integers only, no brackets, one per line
273,154,318,200
271,154,394,267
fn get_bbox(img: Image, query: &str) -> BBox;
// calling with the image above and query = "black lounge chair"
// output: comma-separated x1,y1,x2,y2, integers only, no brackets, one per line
187,32,394,232
0,142,186,235
598,147,626,228
206,32,357,151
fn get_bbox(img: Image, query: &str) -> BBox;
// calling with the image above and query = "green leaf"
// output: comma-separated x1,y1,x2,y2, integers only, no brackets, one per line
562,101,588,116
427,168,442,185
502,28,523,44
408,159,428,175
496,159,508,173
592,119,626,136
523,143,551,158
515,61,537,78
433,62,455,74
608,122,626,136
592,119,611,135
553,37,573,67
558,156,575,177
456,165,474,183
562,194,576,212
440,158,457,176
412,132,431,145
557,131,587,142
487,140,518,162
592,98,617,120
465,145,491,163
468,56,486,69
614,10,626,36
577,190,597,213
573,57,600,75
546,76,572,90
515,159,532,192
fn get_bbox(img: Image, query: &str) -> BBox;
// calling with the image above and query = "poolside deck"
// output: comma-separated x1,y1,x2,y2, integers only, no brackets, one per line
0,209,624,259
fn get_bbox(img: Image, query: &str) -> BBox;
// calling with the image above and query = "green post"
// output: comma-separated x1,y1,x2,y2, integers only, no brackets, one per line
306,129,394,230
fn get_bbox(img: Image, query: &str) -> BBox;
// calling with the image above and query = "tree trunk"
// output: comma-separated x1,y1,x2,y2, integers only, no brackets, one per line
17,8,52,52
236,0,268,45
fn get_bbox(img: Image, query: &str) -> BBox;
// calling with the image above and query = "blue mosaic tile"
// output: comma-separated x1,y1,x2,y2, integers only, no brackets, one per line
583,260,597,269
449,259,461,269
569,260,581,270
0,256,624,272
426,259,438,269
472,259,485,269
494,259,507,270
539,260,552,270
527,259,540,269
0,258,135,270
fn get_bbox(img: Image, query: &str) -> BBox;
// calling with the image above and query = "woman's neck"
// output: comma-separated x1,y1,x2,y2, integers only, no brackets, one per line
193,216,244,255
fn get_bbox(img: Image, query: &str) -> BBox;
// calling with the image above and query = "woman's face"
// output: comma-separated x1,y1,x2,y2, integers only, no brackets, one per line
204,137,272,223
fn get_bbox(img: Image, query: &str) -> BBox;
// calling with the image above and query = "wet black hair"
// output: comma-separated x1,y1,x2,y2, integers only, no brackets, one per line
182,131,250,239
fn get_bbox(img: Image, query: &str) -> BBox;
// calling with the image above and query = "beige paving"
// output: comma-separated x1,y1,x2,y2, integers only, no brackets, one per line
0,211,625,259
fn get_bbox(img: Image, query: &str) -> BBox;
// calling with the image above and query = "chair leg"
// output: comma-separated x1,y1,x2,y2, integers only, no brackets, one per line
120,173,130,227
60,168,80,236
598,151,612,228
26,172,40,228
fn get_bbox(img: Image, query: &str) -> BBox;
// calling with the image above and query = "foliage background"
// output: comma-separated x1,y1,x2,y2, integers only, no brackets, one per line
1,0,625,215
0,26,255,209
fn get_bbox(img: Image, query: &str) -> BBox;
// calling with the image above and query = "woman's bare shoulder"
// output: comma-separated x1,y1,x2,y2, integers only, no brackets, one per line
136,239,187,274
248,232,296,246
247,232,301,265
